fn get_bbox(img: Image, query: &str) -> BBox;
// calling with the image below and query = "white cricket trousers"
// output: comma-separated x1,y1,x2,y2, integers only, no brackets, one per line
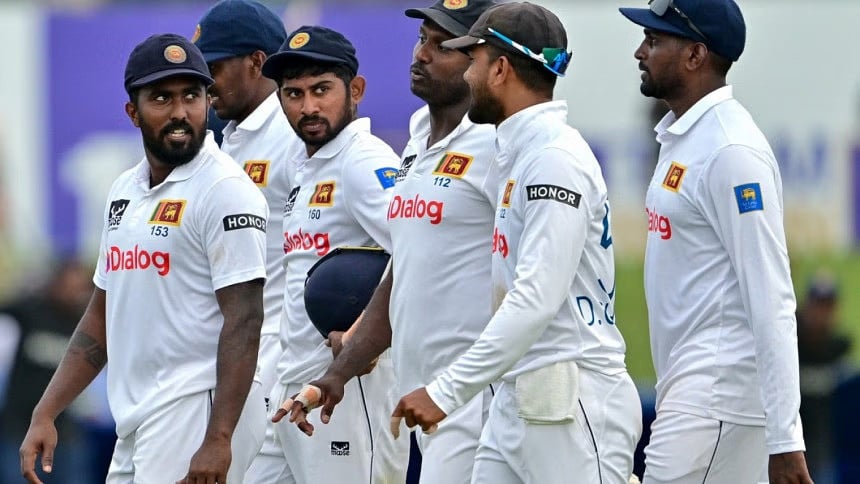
414,385,494,484
268,353,409,484
643,410,768,484
106,382,266,483
471,368,641,484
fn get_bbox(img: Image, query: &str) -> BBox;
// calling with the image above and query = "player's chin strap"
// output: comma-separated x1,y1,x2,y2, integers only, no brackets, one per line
389,416,437,440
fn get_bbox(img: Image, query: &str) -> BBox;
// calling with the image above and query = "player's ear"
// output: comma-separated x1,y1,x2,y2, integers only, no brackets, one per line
249,50,267,77
125,101,140,128
349,75,366,105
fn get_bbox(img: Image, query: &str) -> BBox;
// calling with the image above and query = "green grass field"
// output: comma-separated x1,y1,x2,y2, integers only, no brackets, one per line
615,251,860,381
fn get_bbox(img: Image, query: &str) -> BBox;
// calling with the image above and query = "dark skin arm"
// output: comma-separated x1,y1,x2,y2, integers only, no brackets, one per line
178,279,264,484
20,288,107,484
275,265,394,434
769,451,813,484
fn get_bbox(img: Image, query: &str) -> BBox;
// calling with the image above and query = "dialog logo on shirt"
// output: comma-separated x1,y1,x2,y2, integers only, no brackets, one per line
432,152,473,178
734,183,764,214
492,227,509,258
387,194,444,225
223,214,266,232
397,155,416,183
283,228,330,256
374,167,398,189
501,180,515,208
106,245,170,276
526,184,581,208
330,441,350,456
108,199,130,231
645,207,672,240
243,160,270,187
662,162,687,192
309,181,335,207
149,200,186,226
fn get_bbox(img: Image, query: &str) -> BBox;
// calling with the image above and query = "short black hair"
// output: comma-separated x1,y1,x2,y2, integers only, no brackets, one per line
275,60,355,88
485,44,556,96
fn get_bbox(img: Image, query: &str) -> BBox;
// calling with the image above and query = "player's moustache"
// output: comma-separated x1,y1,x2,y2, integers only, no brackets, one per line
409,63,429,78
299,115,328,128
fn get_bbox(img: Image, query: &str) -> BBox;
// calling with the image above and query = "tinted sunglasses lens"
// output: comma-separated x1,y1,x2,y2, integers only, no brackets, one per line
649,0,669,16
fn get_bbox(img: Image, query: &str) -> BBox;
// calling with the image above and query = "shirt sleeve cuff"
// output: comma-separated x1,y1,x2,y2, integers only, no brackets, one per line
426,380,459,416
766,440,806,455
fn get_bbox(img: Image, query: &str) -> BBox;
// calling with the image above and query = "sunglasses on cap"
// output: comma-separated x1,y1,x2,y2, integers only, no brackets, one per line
486,27,571,77
649,0,708,41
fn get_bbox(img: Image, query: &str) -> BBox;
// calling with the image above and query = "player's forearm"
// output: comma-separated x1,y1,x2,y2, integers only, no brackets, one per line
327,268,393,381
206,313,261,441
34,290,107,422
207,280,264,441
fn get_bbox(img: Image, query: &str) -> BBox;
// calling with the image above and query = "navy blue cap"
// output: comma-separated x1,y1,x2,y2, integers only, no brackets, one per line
405,0,498,37
124,33,213,94
619,0,746,62
262,25,359,80
303,247,390,338
193,0,287,63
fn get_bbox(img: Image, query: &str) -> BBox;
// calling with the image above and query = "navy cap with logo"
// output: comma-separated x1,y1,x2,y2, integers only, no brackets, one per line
619,0,746,62
124,33,214,94
303,247,390,338
262,25,359,80
440,2,571,77
405,0,498,37
193,0,287,63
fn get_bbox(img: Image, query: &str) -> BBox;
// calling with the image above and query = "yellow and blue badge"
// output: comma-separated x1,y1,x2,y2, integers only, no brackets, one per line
733,183,763,214
375,167,398,189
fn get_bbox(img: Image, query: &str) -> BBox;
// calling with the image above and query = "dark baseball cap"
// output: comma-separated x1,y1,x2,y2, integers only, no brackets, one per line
124,33,214,94
619,0,746,62
262,25,359,79
193,0,287,63
440,2,570,76
405,0,498,37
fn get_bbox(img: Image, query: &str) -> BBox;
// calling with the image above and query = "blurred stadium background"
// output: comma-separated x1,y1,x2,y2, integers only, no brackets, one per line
0,0,858,481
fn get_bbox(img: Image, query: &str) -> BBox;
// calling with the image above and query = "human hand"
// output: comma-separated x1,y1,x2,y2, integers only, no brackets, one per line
768,451,813,483
20,419,58,484
176,436,232,484
325,330,378,376
390,387,445,439
271,375,347,436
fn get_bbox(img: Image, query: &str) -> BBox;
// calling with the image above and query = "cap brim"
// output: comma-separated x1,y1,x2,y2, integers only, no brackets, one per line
405,7,469,37
201,51,237,63
127,68,214,91
439,34,484,51
262,51,355,79
619,7,693,40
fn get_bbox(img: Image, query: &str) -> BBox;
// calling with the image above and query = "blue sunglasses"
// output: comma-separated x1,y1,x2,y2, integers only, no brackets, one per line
486,28,571,77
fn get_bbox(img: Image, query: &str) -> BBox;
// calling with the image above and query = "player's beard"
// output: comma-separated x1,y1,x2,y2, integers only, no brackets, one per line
294,98,353,151
140,115,207,168
409,63,470,109
467,79,503,125
639,63,683,100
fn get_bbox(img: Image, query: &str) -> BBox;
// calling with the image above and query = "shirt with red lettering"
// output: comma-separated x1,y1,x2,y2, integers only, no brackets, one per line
427,101,629,415
388,106,499,395
644,86,804,454
94,133,268,437
277,118,398,385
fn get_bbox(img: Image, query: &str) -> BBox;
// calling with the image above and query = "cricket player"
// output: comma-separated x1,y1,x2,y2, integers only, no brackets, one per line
619,0,812,482
192,1,304,480
20,33,268,483
261,26,409,483
391,3,643,482
280,1,500,482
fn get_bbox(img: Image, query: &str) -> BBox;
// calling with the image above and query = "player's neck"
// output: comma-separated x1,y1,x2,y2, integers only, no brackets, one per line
426,96,470,148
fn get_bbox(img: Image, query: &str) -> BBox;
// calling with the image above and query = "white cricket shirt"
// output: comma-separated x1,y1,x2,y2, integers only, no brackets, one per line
427,101,628,415
388,106,499,394
644,86,804,454
94,133,268,438
221,92,302,337
277,118,398,385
